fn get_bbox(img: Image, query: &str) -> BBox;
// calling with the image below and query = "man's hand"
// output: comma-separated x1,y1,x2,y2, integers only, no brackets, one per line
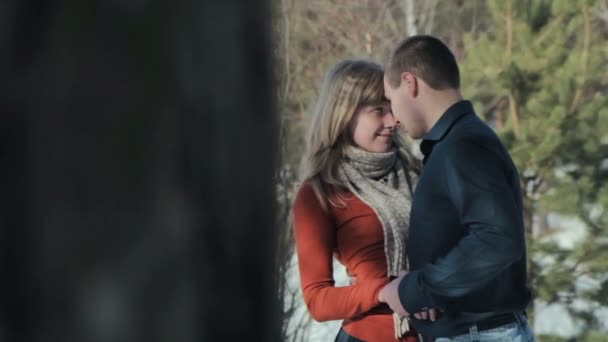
414,308,438,321
379,271,438,321
378,271,408,316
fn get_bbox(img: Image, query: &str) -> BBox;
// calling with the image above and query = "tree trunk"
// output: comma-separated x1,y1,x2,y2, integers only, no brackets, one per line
405,0,417,36
1,1,279,341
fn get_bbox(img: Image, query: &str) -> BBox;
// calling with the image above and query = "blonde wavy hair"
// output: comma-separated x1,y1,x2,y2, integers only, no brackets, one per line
300,59,421,211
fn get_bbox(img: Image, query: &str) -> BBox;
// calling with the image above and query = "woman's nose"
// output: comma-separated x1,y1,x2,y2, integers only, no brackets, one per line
385,112,398,128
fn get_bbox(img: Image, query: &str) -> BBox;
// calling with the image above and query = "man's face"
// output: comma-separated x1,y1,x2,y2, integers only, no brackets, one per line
383,75,426,139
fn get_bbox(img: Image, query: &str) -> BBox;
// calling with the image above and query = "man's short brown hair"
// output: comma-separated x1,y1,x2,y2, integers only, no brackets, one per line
386,35,460,90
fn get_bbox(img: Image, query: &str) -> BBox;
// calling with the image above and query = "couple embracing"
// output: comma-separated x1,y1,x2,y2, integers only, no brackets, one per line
292,36,534,342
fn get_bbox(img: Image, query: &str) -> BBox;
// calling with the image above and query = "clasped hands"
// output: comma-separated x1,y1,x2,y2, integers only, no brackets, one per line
348,269,437,321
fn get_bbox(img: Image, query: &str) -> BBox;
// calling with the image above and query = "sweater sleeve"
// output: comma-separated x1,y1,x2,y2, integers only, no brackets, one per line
292,183,390,322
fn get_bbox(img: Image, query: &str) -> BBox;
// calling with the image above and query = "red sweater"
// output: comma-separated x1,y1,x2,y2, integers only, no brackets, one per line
293,182,418,342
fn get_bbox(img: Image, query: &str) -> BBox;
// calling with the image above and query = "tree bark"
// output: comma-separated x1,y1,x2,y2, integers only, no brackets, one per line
405,0,417,36
1,1,279,341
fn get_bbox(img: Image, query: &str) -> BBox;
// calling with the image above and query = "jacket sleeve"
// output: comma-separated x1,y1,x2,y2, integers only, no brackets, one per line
398,140,526,313
293,183,390,322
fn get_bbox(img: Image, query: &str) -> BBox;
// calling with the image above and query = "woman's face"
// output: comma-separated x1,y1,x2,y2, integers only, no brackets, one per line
349,101,397,153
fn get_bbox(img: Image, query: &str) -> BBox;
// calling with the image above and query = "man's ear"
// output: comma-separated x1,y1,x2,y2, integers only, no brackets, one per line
401,72,418,98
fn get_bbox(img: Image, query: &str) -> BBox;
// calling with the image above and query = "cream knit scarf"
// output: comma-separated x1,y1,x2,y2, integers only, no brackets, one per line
337,145,417,338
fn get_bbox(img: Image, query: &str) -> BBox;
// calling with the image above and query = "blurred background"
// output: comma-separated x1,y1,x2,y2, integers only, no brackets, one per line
1,1,279,341
274,0,608,341
1,0,607,341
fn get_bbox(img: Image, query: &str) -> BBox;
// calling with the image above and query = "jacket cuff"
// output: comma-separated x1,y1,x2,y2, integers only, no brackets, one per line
398,270,430,314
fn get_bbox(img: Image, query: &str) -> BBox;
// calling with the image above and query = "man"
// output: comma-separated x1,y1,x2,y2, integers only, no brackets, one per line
380,35,534,341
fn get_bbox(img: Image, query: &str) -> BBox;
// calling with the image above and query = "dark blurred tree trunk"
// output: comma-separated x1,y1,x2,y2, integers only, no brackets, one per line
1,1,279,341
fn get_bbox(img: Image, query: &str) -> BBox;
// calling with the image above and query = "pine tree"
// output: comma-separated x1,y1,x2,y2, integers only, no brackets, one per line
460,0,608,339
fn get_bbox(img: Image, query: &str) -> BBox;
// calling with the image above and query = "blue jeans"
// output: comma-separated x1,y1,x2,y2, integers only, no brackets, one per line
334,328,365,342
434,313,534,342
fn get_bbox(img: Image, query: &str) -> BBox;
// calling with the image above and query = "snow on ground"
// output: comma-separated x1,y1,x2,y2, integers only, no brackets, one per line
284,254,348,341
284,213,607,340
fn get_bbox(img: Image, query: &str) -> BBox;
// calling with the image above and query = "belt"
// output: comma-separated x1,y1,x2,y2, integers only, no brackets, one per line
455,312,520,335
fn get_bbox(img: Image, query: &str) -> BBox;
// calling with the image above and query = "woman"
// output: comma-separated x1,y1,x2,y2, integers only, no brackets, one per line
292,59,421,342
